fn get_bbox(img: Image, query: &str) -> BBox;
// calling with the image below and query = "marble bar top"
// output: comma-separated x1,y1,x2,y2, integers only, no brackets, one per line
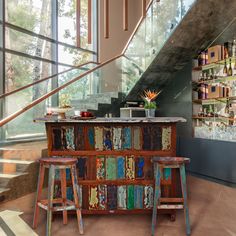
34,117,186,123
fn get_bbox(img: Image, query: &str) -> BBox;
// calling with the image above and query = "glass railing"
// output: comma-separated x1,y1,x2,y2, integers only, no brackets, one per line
123,0,196,95
2,63,96,121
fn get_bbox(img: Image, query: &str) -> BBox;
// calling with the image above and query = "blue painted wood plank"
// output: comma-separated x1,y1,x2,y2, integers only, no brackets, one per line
134,185,143,209
117,156,125,179
122,127,132,150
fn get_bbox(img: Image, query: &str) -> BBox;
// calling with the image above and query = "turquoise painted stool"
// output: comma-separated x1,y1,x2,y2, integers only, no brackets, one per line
151,157,191,236
33,158,84,236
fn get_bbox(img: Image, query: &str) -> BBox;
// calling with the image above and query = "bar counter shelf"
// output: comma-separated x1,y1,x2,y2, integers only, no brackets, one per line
35,116,186,218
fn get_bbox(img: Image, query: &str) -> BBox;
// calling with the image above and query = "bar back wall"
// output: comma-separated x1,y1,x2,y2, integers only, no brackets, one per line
157,62,236,186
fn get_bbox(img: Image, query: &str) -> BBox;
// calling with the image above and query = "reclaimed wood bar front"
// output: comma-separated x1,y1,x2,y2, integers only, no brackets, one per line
40,117,186,217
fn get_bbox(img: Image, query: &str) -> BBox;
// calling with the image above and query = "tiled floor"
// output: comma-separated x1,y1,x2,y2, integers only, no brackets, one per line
1,175,236,236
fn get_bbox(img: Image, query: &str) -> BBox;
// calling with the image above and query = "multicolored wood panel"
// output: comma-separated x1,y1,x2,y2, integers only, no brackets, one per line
98,185,107,210
135,157,144,179
122,127,132,149
113,127,122,150
89,186,99,210
107,185,117,210
144,186,153,209
151,125,162,150
87,127,95,150
117,156,125,179
96,156,105,180
126,156,135,179
127,185,134,209
77,158,87,179
106,157,117,180
117,186,127,209
94,127,103,150
134,185,143,209
52,128,62,150
62,126,75,150
104,127,113,150
162,126,172,150
142,126,151,150
133,127,141,150
77,126,85,150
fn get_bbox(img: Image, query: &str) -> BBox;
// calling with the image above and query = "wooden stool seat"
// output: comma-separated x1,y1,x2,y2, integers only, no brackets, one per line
33,157,83,236
39,157,78,165
152,156,190,165
151,156,191,236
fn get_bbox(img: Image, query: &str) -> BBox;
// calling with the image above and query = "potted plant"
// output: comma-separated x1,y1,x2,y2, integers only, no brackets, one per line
141,90,161,117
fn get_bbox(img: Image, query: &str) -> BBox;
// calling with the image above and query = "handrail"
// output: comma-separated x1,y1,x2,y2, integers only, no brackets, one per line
0,20,96,55
0,55,122,127
0,61,99,99
1,47,81,69
0,0,156,127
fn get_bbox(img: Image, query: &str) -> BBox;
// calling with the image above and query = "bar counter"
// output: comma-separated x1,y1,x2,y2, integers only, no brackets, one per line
35,116,186,217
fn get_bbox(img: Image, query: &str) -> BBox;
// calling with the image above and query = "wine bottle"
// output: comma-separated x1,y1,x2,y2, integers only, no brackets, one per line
223,60,228,76
228,58,233,76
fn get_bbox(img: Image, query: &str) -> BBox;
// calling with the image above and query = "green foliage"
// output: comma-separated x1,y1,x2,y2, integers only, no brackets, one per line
144,101,157,109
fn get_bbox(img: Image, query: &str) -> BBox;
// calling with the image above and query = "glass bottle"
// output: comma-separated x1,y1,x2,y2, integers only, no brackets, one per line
223,59,228,76
228,58,233,76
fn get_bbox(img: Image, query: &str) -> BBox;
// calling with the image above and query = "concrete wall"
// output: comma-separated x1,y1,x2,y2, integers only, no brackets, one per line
156,62,193,138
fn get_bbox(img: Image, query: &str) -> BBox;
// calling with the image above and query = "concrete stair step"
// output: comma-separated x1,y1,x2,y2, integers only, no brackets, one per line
88,92,119,99
71,102,98,111
0,187,10,195
0,172,28,187
0,159,34,173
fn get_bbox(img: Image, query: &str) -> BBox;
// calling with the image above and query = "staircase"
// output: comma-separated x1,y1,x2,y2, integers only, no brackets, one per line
71,91,124,117
0,142,47,202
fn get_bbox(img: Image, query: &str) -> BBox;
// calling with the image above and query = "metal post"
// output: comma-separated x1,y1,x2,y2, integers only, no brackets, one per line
51,0,58,107
0,0,6,141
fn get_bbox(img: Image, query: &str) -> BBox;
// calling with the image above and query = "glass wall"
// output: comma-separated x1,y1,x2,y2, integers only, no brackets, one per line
0,0,97,141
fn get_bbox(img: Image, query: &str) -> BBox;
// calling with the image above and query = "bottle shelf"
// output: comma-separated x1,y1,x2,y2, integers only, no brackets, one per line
192,115,235,121
194,75,236,85
193,96,236,104
192,57,236,71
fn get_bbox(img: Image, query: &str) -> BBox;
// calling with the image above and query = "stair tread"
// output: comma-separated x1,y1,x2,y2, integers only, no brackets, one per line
0,159,34,165
0,172,28,178
0,188,10,194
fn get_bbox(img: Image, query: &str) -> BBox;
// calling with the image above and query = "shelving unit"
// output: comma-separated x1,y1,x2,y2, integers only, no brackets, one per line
192,54,236,142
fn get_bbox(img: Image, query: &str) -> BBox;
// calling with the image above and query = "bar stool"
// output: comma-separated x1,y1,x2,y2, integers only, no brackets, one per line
151,157,190,236
33,158,83,236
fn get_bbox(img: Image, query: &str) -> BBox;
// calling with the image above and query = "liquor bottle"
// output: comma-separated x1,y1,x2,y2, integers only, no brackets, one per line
228,58,233,76
223,60,228,76
229,104,234,126
232,39,236,58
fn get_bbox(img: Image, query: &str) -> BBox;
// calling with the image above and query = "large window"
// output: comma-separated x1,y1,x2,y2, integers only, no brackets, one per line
0,0,97,141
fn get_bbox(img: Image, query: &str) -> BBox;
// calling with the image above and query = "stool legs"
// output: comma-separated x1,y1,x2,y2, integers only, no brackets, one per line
180,164,191,236
71,164,84,234
151,163,161,236
46,165,55,236
60,169,68,225
33,163,45,229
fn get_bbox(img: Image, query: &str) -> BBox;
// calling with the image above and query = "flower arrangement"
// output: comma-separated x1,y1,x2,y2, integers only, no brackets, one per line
141,89,161,109
59,94,71,108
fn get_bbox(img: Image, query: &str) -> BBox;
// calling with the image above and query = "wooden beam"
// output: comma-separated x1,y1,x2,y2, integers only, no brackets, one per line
123,0,128,31
104,0,109,38
142,0,146,17
88,0,92,44
76,0,81,47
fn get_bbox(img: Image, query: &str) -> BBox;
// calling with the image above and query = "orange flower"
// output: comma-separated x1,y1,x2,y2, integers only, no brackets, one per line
141,90,161,102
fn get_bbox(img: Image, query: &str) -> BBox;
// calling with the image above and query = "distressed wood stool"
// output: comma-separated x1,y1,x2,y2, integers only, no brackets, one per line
151,157,190,236
33,158,83,236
